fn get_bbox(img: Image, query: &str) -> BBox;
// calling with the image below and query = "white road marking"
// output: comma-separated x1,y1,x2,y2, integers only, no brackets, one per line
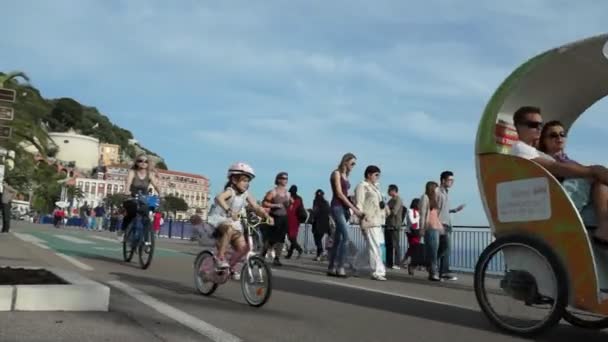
93,247,121,251
91,236,120,243
32,242,50,250
56,235,95,244
322,280,477,311
109,281,242,342
55,253,94,271
13,233,46,244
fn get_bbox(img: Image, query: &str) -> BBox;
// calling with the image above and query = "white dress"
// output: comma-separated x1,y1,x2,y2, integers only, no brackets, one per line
207,187,248,232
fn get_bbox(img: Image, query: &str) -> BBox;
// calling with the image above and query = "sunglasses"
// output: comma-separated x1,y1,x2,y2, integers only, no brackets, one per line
522,121,543,130
279,177,288,180
137,159,148,163
548,131,567,139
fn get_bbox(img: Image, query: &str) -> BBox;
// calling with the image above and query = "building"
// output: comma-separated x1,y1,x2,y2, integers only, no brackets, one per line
48,130,100,171
105,164,130,183
71,177,126,208
99,143,120,166
157,169,210,219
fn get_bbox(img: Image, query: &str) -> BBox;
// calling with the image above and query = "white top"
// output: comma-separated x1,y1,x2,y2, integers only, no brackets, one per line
510,141,555,161
406,208,419,229
207,187,249,230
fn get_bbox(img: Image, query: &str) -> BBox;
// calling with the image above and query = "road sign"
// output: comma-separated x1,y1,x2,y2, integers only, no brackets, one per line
0,125,11,139
0,88,16,103
0,106,14,121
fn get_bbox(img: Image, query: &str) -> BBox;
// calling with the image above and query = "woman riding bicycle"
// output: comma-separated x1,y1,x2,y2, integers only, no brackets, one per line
207,162,274,276
120,153,161,240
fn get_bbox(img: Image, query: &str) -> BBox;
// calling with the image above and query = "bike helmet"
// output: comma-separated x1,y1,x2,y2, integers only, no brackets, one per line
227,162,255,179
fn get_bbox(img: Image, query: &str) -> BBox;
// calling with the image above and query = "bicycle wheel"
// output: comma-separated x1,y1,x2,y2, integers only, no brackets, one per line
474,234,568,337
122,224,136,262
563,308,608,329
194,250,218,296
241,255,272,307
138,224,155,270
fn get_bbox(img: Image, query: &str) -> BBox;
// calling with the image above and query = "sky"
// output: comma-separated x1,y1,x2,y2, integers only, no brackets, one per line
2,1,608,225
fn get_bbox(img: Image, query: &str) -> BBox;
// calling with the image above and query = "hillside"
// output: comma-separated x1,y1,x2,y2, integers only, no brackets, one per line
1,72,166,168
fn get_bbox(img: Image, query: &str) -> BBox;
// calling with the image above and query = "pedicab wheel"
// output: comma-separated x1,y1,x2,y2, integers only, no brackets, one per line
474,234,568,337
138,226,155,270
122,224,135,262
241,255,272,307
194,250,218,296
562,309,608,329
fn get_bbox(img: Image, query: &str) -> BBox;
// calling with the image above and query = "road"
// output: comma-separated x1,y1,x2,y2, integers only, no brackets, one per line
1,221,606,342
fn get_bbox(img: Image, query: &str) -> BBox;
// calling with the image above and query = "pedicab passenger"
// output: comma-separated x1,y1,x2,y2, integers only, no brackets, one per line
510,106,608,247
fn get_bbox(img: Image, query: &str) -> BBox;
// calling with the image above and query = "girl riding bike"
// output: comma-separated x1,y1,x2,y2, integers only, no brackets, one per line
207,162,274,275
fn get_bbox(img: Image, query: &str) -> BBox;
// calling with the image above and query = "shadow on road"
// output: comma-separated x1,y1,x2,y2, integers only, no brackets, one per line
270,275,607,341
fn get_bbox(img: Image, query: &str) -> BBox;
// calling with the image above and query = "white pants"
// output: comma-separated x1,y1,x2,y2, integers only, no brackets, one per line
362,226,386,277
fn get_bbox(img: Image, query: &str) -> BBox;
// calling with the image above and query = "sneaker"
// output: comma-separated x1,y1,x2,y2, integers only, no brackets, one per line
231,271,241,281
391,265,401,270
336,267,347,278
216,259,229,269
441,274,458,281
372,274,387,281
429,274,441,281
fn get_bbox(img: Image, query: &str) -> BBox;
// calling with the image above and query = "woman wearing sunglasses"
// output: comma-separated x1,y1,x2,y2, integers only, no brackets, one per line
119,154,161,240
538,120,596,213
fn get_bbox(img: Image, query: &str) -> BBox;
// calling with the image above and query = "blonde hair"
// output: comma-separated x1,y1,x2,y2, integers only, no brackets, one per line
336,153,356,176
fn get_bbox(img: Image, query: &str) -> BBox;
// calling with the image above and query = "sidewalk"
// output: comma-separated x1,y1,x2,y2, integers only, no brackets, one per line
278,254,476,291
0,231,209,342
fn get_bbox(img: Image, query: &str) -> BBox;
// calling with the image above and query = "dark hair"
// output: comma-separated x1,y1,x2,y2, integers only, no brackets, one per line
364,165,381,179
289,185,298,194
538,120,565,153
224,174,250,192
513,106,541,126
388,184,398,193
275,172,288,185
410,198,420,210
440,171,453,181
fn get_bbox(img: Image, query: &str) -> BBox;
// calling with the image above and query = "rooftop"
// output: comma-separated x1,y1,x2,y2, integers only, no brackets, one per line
157,169,208,180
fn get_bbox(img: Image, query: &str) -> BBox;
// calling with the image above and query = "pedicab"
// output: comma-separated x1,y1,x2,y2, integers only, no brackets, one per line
473,33,608,336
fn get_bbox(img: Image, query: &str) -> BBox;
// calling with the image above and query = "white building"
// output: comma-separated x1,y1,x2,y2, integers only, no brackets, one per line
72,177,126,208
49,130,100,171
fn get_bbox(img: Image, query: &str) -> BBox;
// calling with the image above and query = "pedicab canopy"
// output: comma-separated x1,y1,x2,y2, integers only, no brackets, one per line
475,33,608,155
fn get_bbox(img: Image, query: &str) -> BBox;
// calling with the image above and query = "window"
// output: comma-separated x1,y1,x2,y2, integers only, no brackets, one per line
84,182,90,193
107,184,112,194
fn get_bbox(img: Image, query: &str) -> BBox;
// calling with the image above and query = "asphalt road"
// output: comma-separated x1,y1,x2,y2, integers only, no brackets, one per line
1,221,606,342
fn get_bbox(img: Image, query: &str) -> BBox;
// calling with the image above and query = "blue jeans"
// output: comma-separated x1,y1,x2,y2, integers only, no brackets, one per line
328,206,350,269
425,229,441,276
439,225,452,275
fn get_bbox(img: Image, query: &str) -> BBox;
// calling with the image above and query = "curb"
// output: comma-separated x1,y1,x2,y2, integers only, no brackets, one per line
0,266,110,311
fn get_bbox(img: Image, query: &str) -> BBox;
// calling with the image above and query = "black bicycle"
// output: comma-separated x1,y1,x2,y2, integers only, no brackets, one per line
122,193,159,269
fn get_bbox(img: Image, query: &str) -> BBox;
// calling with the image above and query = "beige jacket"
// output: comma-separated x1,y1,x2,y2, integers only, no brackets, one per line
354,180,386,229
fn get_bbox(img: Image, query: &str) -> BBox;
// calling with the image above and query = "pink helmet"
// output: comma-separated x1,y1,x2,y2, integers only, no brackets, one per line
227,162,255,179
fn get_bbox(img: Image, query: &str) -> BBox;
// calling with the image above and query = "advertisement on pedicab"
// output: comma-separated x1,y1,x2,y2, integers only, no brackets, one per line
496,177,551,222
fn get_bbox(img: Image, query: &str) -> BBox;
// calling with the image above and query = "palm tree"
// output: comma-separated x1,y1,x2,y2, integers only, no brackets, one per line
0,71,30,87
0,71,52,157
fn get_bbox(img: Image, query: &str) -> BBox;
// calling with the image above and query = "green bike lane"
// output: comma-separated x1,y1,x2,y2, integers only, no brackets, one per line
19,227,192,261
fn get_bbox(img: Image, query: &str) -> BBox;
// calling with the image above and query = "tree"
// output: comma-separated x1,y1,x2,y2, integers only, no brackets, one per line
0,71,30,87
105,193,127,210
155,161,168,170
161,195,188,218
65,185,84,207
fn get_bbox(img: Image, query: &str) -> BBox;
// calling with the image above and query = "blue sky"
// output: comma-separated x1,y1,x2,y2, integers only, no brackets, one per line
2,1,608,225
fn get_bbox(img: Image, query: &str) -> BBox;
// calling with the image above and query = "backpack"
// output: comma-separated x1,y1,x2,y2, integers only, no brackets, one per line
297,202,308,223
401,205,408,227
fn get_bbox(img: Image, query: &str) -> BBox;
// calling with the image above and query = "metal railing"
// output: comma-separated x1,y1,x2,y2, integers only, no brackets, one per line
295,224,502,274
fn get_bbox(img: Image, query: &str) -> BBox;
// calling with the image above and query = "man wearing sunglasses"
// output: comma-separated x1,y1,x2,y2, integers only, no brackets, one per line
511,106,608,246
